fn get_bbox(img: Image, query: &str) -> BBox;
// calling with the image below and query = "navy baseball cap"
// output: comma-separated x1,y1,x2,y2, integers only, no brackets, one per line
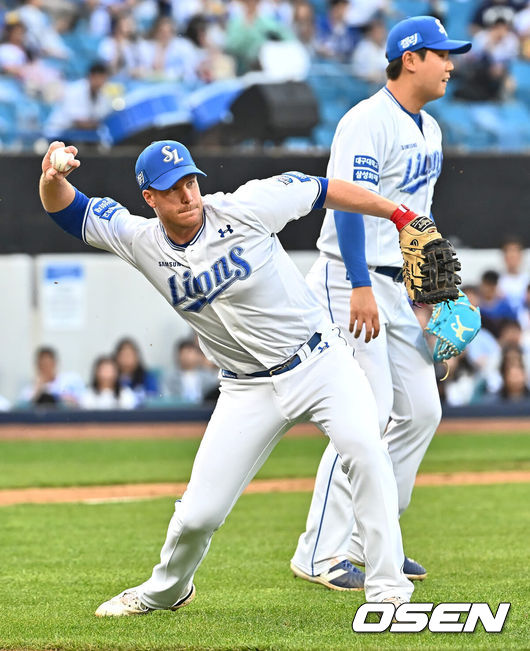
385,16,471,62
135,140,206,191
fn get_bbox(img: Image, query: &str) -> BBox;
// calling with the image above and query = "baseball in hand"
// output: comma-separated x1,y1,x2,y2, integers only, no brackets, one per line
50,147,75,173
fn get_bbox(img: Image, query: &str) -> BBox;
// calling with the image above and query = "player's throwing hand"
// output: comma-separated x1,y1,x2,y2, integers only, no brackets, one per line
42,141,80,181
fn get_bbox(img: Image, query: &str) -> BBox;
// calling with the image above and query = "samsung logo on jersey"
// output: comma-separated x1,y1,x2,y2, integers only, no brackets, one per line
167,246,251,312
158,261,183,267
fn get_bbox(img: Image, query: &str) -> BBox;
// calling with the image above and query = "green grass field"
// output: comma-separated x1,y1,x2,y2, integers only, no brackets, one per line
0,431,529,488
0,430,529,650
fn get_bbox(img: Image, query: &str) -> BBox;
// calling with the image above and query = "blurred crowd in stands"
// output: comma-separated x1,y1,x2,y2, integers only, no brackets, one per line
12,334,220,411
416,236,530,407
1,1,530,148
0,237,526,412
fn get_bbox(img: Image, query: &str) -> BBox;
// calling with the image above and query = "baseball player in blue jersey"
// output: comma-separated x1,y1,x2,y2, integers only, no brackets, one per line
38,138,449,615
291,16,472,590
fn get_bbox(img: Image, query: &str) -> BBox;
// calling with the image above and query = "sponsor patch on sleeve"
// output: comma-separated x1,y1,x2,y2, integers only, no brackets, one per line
282,172,312,183
276,175,294,185
353,155,379,186
92,197,121,221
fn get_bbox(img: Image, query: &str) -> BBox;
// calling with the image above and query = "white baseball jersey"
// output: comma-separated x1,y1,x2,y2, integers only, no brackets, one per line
317,86,443,267
293,87,443,578
82,173,330,374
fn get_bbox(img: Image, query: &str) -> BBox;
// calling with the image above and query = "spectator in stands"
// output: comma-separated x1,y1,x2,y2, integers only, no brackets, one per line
513,1,530,58
427,0,448,24
470,0,525,33
454,17,518,101
463,284,503,393
519,282,530,330
167,0,204,32
0,15,63,102
498,317,530,376
344,0,388,33
292,0,317,57
135,15,201,81
438,352,484,406
80,0,137,38
350,17,387,83
97,11,140,77
80,355,137,409
498,317,524,347
113,337,159,403
478,270,519,334
18,346,84,408
315,0,358,63
491,347,530,402
0,18,30,78
185,14,236,82
225,0,294,74
17,0,72,60
44,61,112,142
162,338,219,404
264,0,296,26
498,236,529,314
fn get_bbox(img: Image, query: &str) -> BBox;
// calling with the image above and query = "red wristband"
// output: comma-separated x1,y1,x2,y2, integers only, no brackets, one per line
390,204,418,231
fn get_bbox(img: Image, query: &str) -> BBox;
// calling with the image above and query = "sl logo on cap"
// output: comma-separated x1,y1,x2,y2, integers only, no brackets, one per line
161,145,184,165
435,18,447,36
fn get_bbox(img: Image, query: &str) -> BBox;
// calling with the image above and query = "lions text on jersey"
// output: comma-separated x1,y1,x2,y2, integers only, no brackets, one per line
82,173,330,374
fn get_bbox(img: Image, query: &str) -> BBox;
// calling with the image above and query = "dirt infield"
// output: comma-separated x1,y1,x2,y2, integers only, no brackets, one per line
0,470,528,507
0,418,529,441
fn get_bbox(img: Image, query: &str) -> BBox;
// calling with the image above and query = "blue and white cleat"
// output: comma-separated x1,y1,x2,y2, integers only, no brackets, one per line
290,558,365,591
350,554,427,581
403,556,427,580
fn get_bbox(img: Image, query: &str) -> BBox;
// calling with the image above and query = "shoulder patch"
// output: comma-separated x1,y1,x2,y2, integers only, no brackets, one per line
353,155,379,186
353,155,378,172
92,197,122,221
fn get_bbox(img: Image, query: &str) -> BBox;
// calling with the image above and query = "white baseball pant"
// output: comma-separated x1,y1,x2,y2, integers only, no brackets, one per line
138,327,413,606
292,257,441,574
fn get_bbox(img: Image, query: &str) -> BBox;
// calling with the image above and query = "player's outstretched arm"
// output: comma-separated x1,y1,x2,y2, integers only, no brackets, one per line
324,179,461,304
324,178,398,218
39,141,80,213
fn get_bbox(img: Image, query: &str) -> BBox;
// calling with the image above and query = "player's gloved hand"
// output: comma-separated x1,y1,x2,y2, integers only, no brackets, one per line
390,205,461,304
425,290,481,361
349,286,380,343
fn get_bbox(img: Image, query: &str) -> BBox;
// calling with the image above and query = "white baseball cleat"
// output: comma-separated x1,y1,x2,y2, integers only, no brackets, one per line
382,596,407,623
382,596,407,608
95,584,196,617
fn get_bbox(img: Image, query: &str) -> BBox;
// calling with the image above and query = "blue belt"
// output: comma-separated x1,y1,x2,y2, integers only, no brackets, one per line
374,266,403,282
222,332,322,379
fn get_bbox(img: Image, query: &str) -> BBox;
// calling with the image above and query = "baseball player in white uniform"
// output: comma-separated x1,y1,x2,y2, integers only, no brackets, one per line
39,139,422,616
291,16,472,590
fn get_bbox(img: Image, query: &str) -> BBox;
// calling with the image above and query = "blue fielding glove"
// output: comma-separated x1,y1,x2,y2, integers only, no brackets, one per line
425,291,482,362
